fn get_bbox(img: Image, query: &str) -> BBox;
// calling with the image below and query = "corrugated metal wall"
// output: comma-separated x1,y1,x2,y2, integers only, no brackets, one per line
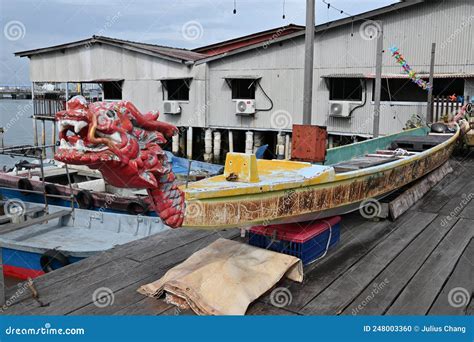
207,0,474,135
27,0,473,136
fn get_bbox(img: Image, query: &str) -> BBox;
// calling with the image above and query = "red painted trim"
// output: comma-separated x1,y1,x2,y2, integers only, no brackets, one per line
3,265,44,280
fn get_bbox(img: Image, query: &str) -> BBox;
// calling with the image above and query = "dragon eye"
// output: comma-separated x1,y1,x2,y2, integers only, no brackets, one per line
106,110,115,118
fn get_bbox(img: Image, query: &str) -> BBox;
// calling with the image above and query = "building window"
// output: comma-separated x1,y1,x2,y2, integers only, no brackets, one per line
162,79,190,101
102,81,123,100
231,79,256,99
377,78,464,102
329,78,363,101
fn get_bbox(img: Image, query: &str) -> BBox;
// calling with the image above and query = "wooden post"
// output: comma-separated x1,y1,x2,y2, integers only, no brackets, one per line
426,43,436,123
302,0,315,125
41,120,46,158
32,82,38,146
372,21,384,138
52,120,56,154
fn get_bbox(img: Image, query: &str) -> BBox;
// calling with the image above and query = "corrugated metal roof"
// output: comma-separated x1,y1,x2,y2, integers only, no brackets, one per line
321,73,474,79
196,0,425,64
15,35,206,63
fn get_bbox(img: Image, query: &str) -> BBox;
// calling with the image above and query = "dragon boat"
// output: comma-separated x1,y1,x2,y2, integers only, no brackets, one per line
53,96,460,230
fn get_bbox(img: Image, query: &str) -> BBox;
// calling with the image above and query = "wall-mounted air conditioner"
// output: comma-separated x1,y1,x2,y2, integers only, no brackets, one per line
164,101,181,114
235,99,256,115
329,101,355,118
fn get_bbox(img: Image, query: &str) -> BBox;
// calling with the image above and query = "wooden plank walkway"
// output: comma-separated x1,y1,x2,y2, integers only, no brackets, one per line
1,157,473,316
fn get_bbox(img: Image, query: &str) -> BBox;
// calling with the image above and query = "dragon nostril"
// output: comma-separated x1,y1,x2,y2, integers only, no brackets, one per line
106,110,115,118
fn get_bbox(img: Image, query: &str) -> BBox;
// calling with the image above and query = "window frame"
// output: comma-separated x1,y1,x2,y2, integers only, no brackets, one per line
160,78,192,102
329,78,364,102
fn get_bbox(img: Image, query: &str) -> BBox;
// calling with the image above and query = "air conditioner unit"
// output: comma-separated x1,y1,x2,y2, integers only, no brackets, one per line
329,101,354,118
163,101,181,115
235,99,256,115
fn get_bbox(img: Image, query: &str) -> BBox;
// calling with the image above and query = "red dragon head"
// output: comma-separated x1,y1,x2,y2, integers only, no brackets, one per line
55,96,185,227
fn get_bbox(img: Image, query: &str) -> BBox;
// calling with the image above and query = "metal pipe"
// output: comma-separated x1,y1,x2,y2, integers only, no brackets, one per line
64,163,75,216
302,0,315,125
38,154,48,213
0,186,73,200
372,21,384,138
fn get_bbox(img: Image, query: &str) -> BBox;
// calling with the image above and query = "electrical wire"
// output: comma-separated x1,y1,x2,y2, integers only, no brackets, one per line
255,82,274,112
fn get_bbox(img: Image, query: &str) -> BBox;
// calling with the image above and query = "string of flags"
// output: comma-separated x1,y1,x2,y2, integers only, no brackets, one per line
390,46,431,91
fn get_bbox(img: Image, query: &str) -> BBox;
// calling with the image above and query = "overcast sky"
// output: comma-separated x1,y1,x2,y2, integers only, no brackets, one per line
0,0,398,85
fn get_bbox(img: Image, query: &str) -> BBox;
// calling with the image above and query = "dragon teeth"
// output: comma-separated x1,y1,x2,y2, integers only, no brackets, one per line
58,119,88,133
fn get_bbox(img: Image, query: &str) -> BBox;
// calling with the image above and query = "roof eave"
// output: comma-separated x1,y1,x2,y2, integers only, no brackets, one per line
15,37,195,64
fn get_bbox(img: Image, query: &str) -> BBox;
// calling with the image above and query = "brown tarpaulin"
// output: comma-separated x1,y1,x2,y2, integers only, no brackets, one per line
138,238,303,315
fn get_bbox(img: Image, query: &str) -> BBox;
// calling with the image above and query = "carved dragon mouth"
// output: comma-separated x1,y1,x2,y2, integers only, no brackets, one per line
56,109,127,164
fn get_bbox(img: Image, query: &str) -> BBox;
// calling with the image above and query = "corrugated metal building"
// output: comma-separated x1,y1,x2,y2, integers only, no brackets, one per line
16,0,474,160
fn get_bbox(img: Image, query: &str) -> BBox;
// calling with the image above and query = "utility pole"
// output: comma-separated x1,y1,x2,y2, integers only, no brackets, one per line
372,21,383,138
302,0,315,125
426,43,436,123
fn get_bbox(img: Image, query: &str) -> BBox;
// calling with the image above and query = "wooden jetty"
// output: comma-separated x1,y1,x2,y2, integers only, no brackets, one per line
1,156,473,316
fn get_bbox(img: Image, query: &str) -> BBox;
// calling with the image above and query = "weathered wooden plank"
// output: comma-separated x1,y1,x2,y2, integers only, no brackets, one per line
247,302,300,315
341,215,460,315
299,212,437,315
4,257,140,315
386,218,474,315
389,162,453,220
460,200,474,219
3,228,220,309
265,211,429,312
428,238,473,315
70,230,239,315
412,163,470,213
257,215,399,311
7,229,239,315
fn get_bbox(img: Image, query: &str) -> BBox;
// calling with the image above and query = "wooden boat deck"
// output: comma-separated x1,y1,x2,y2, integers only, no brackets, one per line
2,156,473,316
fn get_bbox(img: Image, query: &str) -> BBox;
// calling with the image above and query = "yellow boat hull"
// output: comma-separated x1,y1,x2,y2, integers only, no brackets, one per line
181,129,459,229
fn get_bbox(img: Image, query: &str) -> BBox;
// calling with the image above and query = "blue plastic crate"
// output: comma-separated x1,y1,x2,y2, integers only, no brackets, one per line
248,217,341,265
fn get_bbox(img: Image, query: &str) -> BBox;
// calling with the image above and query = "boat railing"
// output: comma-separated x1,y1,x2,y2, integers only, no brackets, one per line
0,144,76,216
